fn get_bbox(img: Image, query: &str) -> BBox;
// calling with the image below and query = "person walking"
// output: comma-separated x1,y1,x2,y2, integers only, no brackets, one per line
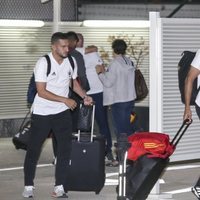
183,49,200,200
51,31,94,162
76,33,116,165
96,39,136,139
22,32,92,198
65,31,94,131
66,31,90,93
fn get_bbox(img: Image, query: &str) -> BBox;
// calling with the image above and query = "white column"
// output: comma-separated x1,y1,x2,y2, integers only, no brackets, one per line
53,0,61,33
149,12,162,135
149,10,162,196
148,11,172,199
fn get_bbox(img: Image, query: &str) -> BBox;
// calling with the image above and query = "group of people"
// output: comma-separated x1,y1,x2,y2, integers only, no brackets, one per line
22,31,137,198
22,29,200,199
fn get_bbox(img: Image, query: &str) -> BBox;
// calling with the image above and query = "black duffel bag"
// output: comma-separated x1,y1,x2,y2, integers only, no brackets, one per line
12,112,31,150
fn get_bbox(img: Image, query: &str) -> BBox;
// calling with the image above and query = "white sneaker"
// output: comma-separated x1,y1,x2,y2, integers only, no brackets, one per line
51,185,68,198
22,186,34,198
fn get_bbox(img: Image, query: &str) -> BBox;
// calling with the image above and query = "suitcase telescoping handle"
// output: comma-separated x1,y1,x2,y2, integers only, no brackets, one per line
171,119,192,147
90,103,95,142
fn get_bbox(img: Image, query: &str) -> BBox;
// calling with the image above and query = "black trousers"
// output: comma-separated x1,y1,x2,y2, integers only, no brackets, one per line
24,110,72,186
52,93,82,157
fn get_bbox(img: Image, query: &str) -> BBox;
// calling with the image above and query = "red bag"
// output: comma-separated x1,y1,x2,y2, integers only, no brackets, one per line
127,132,175,161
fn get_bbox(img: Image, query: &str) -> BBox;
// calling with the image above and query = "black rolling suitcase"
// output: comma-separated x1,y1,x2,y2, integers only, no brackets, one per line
117,119,192,200
65,103,105,194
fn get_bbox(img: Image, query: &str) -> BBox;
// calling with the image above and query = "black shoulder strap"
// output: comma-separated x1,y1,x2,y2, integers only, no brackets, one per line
68,54,75,91
44,54,51,76
44,54,74,76
68,54,75,71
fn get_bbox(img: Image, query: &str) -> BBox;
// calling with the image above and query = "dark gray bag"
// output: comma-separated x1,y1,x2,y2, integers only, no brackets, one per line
77,103,93,132
135,69,148,101
12,111,31,150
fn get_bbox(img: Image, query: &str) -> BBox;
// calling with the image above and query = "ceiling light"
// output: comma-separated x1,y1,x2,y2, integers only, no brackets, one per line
41,0,51,3
83,20,150,28
0,20,45,27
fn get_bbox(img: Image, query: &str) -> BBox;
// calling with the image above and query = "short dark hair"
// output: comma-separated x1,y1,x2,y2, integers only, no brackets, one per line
51,32,67,44
112,39,127,55
65,31,79,42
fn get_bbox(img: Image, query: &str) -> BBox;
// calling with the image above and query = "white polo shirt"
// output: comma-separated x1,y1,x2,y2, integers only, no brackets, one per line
191,49,200,106
32,53,77,115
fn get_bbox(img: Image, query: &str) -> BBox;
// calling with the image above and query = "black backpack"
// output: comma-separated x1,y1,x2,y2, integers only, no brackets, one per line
27,54,74,104
178,51,199,105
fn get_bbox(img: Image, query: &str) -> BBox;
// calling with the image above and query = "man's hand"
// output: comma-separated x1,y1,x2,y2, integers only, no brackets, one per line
183,107,192,123
96,64,105,74
64,98,77,111
83,95,93,105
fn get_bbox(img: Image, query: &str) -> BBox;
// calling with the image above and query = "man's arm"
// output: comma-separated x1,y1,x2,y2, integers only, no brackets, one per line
184,66,200,121
72,79,93,105
96,62,116,88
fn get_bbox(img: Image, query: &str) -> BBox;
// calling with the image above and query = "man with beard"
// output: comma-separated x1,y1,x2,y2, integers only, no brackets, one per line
22,32,92,198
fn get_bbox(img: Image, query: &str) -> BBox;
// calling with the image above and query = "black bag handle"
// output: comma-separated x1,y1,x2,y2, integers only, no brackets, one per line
19,111,31,131
171,119,192,147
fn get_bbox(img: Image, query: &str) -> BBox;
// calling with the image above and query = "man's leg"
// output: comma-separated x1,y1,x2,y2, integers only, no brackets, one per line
24,114,51,186
52,110,72,186
111,101,134,138
90,92,113,154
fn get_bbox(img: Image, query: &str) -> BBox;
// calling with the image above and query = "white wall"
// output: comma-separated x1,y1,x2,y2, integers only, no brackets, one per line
150,12,200,161
0,23,149,120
